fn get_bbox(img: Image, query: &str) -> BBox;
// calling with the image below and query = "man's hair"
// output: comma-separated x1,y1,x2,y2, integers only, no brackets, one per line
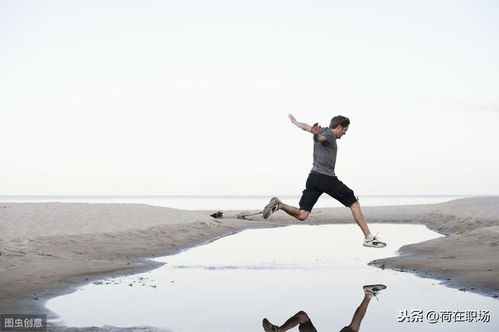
329,115,350,129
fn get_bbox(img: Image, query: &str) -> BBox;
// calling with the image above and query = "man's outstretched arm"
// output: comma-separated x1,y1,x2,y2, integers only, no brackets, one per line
288,114,326,142
288,114,313,132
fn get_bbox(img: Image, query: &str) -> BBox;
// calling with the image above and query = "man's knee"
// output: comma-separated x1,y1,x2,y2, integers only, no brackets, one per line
349,199,360,210
295,311,310,323
297,210,310,221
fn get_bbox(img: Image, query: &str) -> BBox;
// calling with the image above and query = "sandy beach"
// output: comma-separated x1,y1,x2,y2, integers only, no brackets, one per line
1,197,498,329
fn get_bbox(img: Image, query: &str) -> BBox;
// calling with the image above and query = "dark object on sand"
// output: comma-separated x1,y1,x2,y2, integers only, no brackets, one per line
237,210,263,220
210,211,223,219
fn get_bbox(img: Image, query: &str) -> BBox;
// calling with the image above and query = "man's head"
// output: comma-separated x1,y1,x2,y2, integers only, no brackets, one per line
329,115,350,139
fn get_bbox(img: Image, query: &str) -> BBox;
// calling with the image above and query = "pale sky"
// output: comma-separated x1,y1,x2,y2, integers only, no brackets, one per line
1,0,498,195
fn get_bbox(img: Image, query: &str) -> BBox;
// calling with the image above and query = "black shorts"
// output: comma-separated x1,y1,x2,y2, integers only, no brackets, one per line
299,171,357,211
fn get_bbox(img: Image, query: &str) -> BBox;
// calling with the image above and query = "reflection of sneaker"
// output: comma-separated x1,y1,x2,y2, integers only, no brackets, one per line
363,234,386,248
363,284,387,298
263,197,282,219
262,318,278,332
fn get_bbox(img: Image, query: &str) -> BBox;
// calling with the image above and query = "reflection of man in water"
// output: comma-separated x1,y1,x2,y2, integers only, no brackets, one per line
262,284,386,332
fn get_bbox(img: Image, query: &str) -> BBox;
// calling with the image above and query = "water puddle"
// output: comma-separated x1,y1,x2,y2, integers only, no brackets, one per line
46,224,498,331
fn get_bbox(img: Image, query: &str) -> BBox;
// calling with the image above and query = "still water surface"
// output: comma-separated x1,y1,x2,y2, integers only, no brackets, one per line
46,224,498,331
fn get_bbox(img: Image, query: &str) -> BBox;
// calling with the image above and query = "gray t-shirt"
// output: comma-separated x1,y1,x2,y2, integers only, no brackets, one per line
311,127,337,176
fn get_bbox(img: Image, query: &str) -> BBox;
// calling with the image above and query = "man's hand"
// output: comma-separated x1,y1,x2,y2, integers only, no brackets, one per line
311,123,321,135
288,114,297,124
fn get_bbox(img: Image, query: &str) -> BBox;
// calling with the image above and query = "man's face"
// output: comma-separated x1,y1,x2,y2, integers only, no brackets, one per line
336,125,349,139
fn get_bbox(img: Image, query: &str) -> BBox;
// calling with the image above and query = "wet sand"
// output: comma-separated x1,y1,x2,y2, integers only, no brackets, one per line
0,197,498,328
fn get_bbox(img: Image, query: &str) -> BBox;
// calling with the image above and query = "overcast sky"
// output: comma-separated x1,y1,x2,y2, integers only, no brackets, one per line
1,0,498,195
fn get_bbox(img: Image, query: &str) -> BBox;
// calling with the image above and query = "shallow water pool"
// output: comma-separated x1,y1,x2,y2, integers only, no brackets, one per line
46,224,498,331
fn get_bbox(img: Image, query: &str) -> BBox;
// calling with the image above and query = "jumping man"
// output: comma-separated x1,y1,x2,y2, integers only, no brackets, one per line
262,114,386,248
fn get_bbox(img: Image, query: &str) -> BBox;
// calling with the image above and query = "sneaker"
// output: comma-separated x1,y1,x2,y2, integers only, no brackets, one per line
363,284,387,299
363,234,386,248
262,318,278,332
262,197,282,219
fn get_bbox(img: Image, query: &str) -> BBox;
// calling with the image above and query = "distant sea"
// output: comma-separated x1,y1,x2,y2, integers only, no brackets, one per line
0,195,475,211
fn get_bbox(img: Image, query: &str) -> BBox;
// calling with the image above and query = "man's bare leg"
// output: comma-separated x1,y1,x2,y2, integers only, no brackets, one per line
349,201,371,237
345,284,386,331
263,311,314,332
279,311,313,331
280,201,370,236
351,201,387,247
345,295,371,332
280,200,370,235
280,203,310,221
265,198,385,247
